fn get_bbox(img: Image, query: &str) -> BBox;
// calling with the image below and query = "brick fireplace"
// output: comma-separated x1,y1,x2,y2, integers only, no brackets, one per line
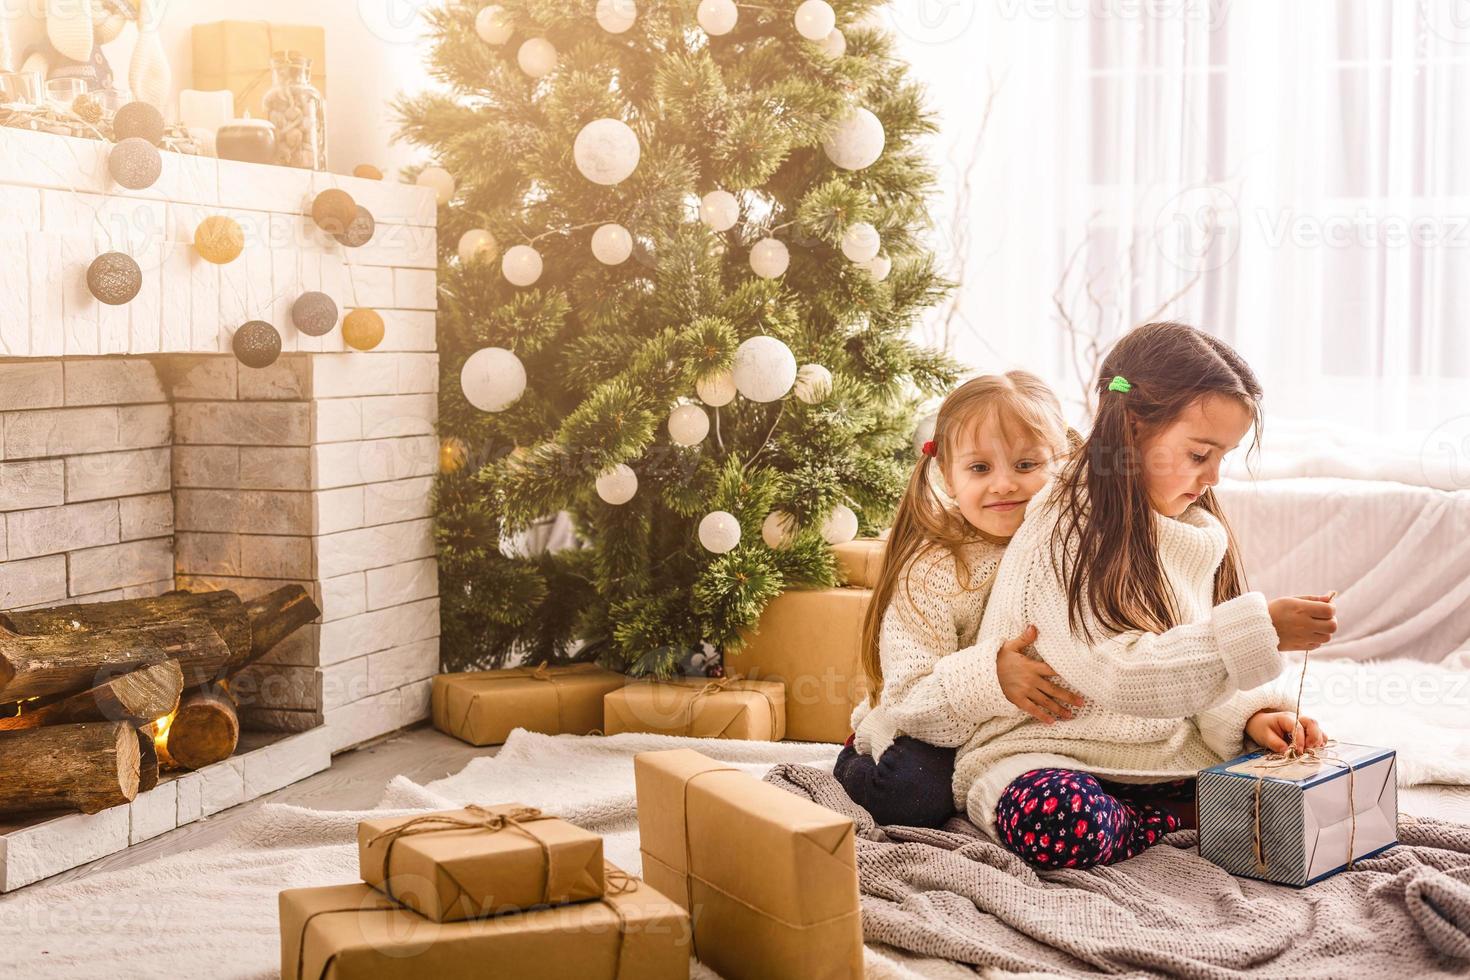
0,127,441,890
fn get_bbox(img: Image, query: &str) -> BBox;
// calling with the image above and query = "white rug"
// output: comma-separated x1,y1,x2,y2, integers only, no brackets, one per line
2,652,1467,980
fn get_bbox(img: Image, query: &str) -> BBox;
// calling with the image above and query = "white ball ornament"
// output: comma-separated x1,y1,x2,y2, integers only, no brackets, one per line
460,347,526,412
416,166,455,205
794,0,836,41
595,0,637,33
458,228,498,265
823,107,886,171
475,5,514,44
862,253,892,281
748,237,790,279
696,371,737,407
517,37,558,78
591,223,633,265
841,222,881,263
699,190,740,232
794,363,833,404
595,463,638,505
573,118,641,186
821,503,859,545
667,403,710,446
501,244,544,286
698,510,742,554
761,510,798,550
732,336,797,403
818,28,846,57
697,0,739,35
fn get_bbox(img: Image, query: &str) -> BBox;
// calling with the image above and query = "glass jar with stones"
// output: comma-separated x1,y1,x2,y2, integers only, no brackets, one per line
263,50,326,170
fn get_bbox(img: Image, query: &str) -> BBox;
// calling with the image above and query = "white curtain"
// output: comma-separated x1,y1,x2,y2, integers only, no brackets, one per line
887,0,1470,473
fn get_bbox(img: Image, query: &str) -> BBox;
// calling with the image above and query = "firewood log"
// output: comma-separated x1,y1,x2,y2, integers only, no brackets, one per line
158,685,239,772
0,721,140,816
137,727,160,793
240,585,321,672
0,590,252,672
0,660,183,730
0,621,229,704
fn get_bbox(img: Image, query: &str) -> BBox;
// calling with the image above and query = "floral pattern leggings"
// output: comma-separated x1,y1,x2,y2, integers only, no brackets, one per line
994,768,1198,869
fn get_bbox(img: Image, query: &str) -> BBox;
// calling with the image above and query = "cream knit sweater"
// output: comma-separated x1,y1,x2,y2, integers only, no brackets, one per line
848,537,1009,761
936,478,1297,838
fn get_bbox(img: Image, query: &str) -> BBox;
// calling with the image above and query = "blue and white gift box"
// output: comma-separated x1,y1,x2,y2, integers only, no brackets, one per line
1197,742,1398,887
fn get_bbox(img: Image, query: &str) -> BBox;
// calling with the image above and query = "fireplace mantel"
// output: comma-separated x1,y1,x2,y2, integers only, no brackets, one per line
0,127,442,891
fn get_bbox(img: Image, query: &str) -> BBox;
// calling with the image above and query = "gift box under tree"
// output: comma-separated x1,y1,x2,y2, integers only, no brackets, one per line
1197,741,1398,887
723,537,885,743
603,676,785,740
431,663,625,746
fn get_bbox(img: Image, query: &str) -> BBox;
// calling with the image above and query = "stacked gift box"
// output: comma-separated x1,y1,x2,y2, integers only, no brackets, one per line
279,803,691,979
277,749,865,978
724,536,885,742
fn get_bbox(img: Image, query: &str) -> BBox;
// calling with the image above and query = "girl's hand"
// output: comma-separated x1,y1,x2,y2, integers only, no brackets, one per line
1267,594,1338,651
996,625,1084,724
1246,710,1326,753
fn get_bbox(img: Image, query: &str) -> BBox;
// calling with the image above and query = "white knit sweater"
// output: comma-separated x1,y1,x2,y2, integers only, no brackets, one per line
848,537,1008,761
937,478,1297,839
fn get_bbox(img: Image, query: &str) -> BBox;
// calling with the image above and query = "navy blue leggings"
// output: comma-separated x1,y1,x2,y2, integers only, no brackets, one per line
833,733,958,828
994,768,1197,869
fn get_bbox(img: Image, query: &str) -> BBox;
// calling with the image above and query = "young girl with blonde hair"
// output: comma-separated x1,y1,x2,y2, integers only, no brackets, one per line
836,371,1085,827
939,323,1337,868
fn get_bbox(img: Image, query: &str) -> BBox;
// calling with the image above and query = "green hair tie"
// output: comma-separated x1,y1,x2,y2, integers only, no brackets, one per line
1107,375,1132,394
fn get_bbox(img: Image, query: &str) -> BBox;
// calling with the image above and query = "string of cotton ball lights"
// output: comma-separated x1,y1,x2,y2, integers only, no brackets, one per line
461,346,527,412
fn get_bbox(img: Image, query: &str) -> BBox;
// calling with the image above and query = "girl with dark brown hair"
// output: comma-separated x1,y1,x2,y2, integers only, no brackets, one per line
934,323,1338,869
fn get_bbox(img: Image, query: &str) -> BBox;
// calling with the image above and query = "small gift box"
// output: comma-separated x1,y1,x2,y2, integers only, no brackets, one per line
431,663,626,746
603,677,785,740
279,863,690,980
1197,741,1398,887
634,748,862,980
357,804,604,922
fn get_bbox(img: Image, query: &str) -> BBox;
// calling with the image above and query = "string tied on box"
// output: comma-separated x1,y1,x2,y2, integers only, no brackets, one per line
365,804,553,907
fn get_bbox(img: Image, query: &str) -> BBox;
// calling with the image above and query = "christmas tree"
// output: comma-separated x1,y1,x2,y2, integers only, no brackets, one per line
397,0,961,676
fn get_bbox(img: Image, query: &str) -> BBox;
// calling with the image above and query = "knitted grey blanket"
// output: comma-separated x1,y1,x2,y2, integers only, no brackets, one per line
763,764,1470,978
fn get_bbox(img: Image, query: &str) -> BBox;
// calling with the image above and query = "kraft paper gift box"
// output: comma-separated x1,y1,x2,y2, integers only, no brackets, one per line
1197,741,1398,887
193,21,327,120
279,865,690,980
634,748,863,980
431,663,625,746
724,593,870,743
723,537,882,743
832,536,886,588
602,677,785,740
357,804,604,923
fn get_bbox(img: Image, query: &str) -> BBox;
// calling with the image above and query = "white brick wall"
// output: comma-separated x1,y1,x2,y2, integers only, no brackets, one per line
0,126,441,757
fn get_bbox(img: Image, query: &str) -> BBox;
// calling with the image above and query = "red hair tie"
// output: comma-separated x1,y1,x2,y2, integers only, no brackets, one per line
921,439,936,457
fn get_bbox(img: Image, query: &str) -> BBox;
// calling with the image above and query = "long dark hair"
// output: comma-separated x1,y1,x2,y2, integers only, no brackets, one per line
1049,322,1263,642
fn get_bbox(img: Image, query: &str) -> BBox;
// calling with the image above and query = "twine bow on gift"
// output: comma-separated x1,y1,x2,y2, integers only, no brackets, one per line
684,674,781,738
1239,599,1361,877
1242,739,1358,876
453,662,603,740
365,803,555,908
